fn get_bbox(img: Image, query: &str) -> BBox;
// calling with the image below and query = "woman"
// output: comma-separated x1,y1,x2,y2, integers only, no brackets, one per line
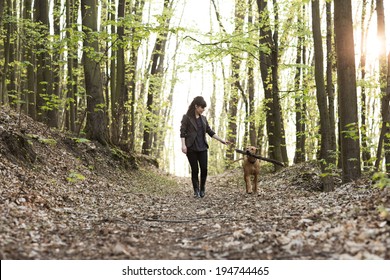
180,96,229,198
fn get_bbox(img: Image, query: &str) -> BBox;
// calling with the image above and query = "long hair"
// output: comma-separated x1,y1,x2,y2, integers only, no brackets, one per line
186,96,207,116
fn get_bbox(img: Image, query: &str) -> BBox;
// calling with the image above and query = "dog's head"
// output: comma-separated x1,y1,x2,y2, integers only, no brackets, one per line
245,146,257,156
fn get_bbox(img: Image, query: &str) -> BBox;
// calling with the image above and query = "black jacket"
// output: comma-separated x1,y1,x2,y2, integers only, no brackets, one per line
180,114,215,149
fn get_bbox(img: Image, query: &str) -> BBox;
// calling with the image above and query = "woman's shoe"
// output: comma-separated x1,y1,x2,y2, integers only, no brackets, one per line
200,184,205,198
194,189,200,198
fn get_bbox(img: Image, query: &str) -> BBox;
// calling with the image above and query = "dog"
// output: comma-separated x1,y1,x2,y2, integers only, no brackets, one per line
242,146,261,194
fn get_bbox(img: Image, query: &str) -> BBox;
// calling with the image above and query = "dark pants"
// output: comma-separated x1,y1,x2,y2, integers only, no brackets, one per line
186,150,208,191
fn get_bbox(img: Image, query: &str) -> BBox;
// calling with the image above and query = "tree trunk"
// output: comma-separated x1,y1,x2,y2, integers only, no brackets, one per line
0,0,5,104
385,50,390,172
142,0,171,155
256,0,285,169
326,1,336,164
294,4,306,164
65,0,77,132
112,0,126,146
359,0,374,169
34,0,53,125
49,0,61,128
334,0,361,182
312,0,334,192
81,0,108,145
374,0,390,172
1,0,13,105
247,1,256,147
248,62,256,147
129,0,145,152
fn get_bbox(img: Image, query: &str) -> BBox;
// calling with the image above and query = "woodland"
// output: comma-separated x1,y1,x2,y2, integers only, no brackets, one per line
0,0,390,260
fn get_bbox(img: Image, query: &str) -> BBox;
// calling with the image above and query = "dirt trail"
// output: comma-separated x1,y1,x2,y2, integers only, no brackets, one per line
2,165,389,260
1,108,389,260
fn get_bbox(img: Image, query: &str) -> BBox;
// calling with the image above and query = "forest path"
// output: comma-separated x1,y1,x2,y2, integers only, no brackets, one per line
2,165,389,260
1,108,389,260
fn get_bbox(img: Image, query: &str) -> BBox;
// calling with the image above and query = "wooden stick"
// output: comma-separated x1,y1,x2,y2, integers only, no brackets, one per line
235,149,284,167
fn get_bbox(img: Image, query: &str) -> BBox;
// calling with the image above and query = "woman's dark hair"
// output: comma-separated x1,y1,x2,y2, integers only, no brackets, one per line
186,96,207,116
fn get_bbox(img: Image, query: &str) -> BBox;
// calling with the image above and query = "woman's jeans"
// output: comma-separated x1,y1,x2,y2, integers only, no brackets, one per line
186,149,208,193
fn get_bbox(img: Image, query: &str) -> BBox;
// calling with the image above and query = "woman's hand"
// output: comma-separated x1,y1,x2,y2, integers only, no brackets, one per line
182,145,187,154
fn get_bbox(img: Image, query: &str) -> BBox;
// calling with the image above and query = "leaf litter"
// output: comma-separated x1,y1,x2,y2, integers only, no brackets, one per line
0,107,389,259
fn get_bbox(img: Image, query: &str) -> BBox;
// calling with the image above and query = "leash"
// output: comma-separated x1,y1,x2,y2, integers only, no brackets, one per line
235,148,285,167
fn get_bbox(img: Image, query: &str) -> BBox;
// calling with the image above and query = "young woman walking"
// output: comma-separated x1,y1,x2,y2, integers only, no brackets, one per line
180,96,230,198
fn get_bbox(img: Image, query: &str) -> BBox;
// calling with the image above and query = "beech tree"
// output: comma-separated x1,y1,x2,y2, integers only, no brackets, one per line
81,0,108,144
256,0,287,168
334,0,361,182
142,0,172,155
374,0,390,172
311,0,334,191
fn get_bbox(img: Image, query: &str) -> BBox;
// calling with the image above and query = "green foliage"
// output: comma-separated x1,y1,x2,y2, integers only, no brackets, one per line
342,123,360,141
39,138,57,146
27,134,57,146
67,170,86,183
40,94,62,112
94,103,106,113
72,137,91,144
373,172,390,190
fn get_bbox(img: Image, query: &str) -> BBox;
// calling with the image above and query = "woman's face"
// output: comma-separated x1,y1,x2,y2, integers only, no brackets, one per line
195,105,205,116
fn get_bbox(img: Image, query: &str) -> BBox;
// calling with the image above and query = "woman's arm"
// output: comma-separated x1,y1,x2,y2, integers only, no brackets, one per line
212,134,230,145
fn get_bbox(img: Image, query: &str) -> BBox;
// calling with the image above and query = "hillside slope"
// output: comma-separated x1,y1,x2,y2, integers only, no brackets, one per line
1,107,389,259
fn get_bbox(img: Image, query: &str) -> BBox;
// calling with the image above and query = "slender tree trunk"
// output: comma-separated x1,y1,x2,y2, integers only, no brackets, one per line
110,0,127,146
256,0,285,169
49,0,61,128
247,0,256,147
0,0,5,104
114,0,126,146
334,0,361,182
81,0,108,145
34,0,53,125
326,1,336,164
294,4,306,164
360,0,373,169
248,62,256,147
142,0,171,155
227,55,240,160
374,0,390,172
385,50,390,172
312,0,334,191
2,0,14,105
65,0,76,132
108,0,116,142
129,0,145,152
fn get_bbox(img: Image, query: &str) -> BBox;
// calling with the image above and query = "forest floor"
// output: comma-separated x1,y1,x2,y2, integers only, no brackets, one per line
1,106,390,260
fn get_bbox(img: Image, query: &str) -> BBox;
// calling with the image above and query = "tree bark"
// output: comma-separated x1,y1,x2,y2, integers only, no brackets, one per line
81,0,108,145
311,0,334,192
142,0,171,155
256,0,286,169
34,0,53,125
111,0,126,146
326,1,336,164
294,4,306,164
334,0,361,182
65,0,77,132
374,0,390,172
359,0,374,169
129,0,145,152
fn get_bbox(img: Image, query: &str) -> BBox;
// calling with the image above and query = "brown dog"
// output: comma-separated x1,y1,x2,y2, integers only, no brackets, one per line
242,146,261,194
